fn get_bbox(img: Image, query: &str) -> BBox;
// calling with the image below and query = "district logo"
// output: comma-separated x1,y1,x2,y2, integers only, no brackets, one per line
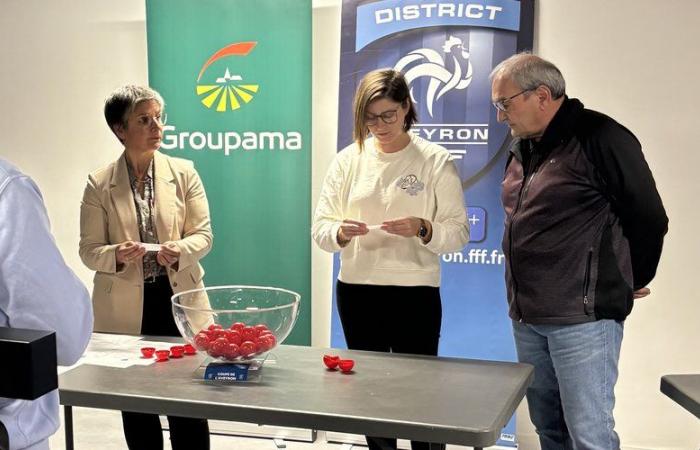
396,174,424,196
394,36,473,117
195,41,259,112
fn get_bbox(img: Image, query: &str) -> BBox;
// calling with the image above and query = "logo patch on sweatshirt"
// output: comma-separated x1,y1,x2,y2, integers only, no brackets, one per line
396,174,424,196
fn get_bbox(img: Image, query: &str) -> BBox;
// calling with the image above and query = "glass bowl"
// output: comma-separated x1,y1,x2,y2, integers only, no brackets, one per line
171,285,300,362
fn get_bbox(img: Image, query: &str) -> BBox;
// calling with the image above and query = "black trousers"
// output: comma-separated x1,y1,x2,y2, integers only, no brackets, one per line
121,275,210,450
336,280,446,450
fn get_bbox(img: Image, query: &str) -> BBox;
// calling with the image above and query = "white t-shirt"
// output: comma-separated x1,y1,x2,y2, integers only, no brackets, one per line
312,133,469,287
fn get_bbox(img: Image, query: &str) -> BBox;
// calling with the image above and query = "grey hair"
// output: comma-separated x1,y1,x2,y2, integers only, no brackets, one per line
104,85,165,131
489,53,566,99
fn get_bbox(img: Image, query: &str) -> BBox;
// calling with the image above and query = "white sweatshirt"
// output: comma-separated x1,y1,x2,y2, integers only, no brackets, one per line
312,133,469,287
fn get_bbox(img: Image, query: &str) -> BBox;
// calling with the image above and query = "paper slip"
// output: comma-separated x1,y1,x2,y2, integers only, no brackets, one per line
58,334,182,373
141,243,162,252
366,224,382,230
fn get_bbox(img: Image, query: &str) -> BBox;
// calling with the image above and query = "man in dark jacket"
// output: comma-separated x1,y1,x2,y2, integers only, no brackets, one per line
491,53,668,449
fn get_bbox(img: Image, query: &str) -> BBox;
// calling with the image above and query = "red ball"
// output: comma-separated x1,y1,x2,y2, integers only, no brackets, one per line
193,333,210,350
241,326,257,341
230,322,246,332
255,337,269,353
253,324,269,335
170,345,184,358
255,336,272,353
207,329,226,340
224,330,242,346
183,344,197,355
338,359,355,373
209,337,228,357
323,354,340,369
239,340,256,357
222,343,240,360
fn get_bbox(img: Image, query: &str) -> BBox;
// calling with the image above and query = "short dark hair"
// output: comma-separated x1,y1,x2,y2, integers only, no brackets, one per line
104,85,165,133
353,69,418,151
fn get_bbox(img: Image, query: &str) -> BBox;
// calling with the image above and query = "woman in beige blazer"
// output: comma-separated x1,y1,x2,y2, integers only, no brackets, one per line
79,85,212,450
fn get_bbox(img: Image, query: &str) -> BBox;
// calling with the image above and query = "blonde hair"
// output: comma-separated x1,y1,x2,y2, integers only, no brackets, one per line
352,69,417,151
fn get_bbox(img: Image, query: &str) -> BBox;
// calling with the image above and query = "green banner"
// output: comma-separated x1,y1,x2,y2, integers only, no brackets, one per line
146,0,311,345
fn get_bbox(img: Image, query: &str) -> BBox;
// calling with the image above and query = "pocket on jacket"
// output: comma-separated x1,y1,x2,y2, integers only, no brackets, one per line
93,276,113,294
189,264,205,285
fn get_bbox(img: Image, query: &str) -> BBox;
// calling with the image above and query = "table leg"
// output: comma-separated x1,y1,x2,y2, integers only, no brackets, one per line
64,405,74,450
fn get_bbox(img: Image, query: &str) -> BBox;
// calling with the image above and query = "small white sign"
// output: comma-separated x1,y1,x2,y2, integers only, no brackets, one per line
141,243,162,252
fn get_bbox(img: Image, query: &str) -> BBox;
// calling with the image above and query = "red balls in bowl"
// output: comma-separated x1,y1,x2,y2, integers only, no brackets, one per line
172,286,300,363
192,322,277,361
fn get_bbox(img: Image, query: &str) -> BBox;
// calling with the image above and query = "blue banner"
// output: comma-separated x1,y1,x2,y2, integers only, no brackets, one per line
357,0,521,50
333,0,534,446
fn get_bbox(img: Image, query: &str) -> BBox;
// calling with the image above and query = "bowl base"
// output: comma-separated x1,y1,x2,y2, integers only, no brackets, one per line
193,354,274,383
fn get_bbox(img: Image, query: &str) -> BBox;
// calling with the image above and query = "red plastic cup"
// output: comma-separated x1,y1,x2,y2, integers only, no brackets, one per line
170,345,184,358
183,344,196,355
155,350,170,362
140,347,156,358
338,359,355,373
323,354,341,370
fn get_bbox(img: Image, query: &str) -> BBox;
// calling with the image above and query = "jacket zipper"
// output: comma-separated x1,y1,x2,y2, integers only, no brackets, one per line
583,248,593,310
508,149,541,322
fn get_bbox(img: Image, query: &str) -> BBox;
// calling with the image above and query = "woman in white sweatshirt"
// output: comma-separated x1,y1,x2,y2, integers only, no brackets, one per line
312,69,469,450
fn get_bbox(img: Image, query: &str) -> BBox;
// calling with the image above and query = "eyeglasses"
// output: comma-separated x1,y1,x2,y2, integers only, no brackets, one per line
132,113,168,128
492,89,533,112
365,109,398,126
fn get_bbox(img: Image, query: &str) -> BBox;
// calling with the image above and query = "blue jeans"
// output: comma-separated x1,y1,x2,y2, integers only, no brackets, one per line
513,319,624,450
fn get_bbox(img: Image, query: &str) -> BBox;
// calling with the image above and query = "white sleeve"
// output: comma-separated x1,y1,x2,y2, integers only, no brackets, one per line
311,154,346,253
424,157,470,254
0,175,93,366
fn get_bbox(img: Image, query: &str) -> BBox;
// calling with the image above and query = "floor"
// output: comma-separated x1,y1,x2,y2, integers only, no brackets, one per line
48,406,503,450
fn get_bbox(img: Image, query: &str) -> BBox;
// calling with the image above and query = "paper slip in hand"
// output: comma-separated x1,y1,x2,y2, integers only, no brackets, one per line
141,243,162,252
366,224,382,230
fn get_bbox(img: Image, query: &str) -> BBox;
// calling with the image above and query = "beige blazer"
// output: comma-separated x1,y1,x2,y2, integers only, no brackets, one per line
79,151,213,334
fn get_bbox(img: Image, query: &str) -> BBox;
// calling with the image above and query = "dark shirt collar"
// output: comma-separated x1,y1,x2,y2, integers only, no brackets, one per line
529,96,584,153
509,96,585,163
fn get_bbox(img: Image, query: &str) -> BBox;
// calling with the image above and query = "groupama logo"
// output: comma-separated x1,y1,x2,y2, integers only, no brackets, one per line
195,42,259,112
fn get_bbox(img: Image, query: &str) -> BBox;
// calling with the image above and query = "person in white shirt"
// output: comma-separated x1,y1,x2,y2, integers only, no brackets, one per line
0,158,93,450
312,69,469,450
